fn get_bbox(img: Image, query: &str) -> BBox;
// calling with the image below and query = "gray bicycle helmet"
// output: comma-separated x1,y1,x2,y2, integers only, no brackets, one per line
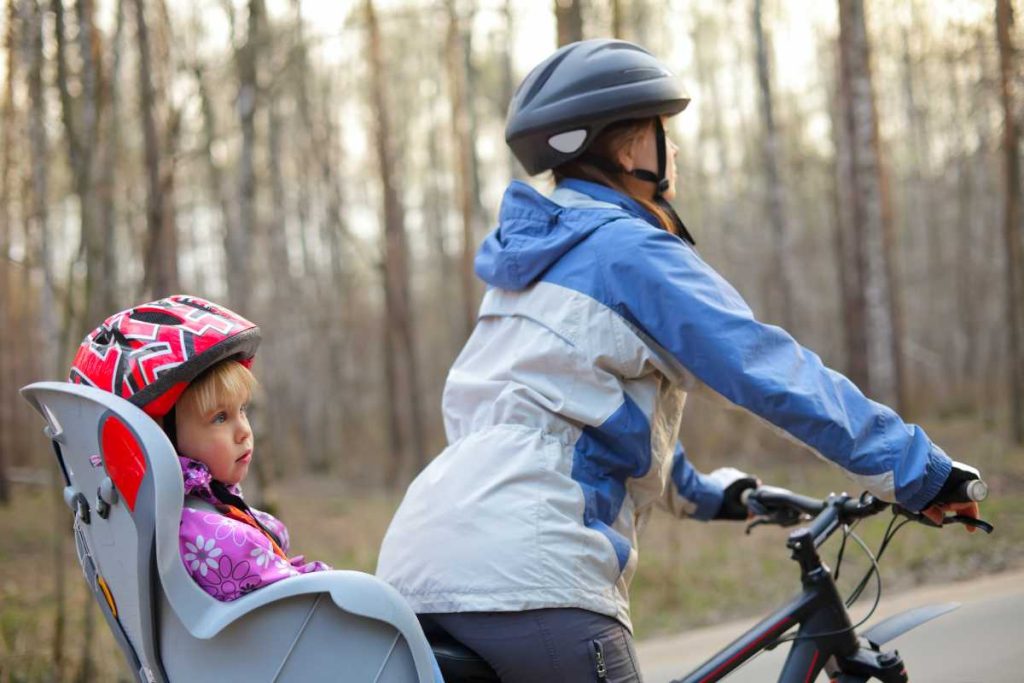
505,38,690,176
506,38,696,244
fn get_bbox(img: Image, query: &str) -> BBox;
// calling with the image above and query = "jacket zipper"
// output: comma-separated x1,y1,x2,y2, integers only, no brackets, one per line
592,640,608,680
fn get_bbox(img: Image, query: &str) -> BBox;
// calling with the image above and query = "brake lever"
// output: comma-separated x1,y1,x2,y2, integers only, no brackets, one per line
745,518,772,535
894,506,994,534
744,509,805,535
946,515,994,534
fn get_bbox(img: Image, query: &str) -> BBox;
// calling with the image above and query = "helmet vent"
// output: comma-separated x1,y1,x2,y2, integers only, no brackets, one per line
548,129,587,153
519,49,571,108
129,311,181,325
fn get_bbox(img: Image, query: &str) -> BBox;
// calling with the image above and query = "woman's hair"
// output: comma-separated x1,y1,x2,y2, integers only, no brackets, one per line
176,360,258,417
552,117,677,234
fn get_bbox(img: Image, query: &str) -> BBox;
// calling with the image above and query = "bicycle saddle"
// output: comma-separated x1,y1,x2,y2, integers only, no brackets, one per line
419,616,500,682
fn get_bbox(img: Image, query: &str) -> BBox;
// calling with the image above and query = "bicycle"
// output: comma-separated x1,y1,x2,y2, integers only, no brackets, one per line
429,482,991,683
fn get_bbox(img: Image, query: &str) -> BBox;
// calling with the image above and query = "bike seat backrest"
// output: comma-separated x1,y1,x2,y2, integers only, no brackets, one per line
21,381,178,679
22,382,443,683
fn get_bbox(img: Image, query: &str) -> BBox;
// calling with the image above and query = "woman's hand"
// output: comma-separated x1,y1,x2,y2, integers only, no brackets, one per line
715,473,760,521
922,500,982,533
921,461,985,533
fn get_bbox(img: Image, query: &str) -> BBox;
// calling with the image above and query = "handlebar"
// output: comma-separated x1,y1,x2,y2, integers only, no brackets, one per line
741,483,993,540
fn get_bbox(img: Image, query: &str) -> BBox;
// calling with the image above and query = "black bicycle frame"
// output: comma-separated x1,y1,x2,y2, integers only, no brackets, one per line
675,504,908,683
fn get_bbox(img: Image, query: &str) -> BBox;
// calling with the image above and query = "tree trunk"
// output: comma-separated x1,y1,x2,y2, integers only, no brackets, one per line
293,0,355,473
693,12,741,286
69,11,101,666
898,21,936,400
835,0,904,410
752,0,796,330
318,90,357,475
289,2,335,474
23,0,65,674
77,0,103,327
132,0,176,296
195,64,235,278
51,0,102,349
26,0,55,469
229,0,262,314
554,0,583,46
830,41,867,389
502,0,520,180
97,0,125,316
996,0,1023,442
366,0,426,486
0,0,18,506
425,108,458,352
611,0,623,39
943,41,979,403
447,0,481,341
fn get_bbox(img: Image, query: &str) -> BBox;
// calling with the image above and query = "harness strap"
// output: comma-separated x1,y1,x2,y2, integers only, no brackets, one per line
184,494,288,560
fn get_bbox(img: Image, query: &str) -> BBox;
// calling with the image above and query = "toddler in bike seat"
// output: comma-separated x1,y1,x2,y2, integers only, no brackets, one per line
69,295,329,601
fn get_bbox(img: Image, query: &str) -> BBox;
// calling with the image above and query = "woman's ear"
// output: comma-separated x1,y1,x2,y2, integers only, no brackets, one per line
615,143,635,172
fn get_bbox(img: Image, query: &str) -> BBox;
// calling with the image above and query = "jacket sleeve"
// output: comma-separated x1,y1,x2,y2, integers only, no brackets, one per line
604,227,951,512
179,508,328,602
661,444,754,520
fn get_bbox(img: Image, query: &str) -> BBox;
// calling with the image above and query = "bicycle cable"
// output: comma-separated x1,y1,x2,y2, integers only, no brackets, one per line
846,512,913,607
833,517,862,582
771,506,920,648
768,527,883,647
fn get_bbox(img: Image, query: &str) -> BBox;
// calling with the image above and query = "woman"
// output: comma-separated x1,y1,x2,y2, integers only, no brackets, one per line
376,39,981,682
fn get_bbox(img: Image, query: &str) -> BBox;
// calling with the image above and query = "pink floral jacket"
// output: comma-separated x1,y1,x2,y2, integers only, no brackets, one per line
178,457,329,601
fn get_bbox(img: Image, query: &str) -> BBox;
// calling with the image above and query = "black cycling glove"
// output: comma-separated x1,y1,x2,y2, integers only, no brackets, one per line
923,461,981,509
715,475,759,521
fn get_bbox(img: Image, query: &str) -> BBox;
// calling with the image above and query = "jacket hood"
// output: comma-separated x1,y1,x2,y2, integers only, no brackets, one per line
475,180,646,291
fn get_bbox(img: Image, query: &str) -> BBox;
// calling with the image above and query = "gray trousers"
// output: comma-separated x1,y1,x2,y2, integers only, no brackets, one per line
422,608,644,683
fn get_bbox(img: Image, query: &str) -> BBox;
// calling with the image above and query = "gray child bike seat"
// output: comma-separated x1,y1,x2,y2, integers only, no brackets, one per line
22,381,442,683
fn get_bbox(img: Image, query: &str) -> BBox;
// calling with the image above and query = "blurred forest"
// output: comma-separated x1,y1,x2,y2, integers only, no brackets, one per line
0,0,1023,679
1,0,1020,498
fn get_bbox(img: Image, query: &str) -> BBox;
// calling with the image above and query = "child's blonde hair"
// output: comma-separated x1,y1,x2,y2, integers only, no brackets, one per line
177,360,258,417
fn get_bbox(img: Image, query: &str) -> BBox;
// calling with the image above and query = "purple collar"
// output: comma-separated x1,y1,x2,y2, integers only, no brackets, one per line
178,456,242,503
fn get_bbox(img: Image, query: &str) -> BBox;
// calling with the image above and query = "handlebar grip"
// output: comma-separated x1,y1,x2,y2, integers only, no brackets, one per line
957,479,988,502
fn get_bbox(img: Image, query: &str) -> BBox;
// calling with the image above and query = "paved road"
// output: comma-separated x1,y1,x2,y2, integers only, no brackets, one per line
637,569,1024,682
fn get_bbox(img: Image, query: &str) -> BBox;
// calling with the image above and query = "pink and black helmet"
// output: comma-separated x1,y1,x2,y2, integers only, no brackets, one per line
69,295,260,418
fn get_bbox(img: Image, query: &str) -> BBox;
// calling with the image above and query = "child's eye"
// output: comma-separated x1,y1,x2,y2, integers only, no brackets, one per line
212,411,227,424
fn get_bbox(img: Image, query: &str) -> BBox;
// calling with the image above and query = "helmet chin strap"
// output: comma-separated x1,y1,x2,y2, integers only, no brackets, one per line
582,118,696,245
624,117,669,192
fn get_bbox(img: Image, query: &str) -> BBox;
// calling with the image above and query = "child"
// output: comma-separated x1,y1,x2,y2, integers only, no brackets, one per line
174,358,329,600
69,294,328,601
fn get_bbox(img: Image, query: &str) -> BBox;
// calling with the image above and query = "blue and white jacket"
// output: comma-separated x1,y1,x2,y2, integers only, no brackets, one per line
376,179,952,630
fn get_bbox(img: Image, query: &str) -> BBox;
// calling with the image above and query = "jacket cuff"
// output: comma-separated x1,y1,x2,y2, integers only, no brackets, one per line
904,449,952,512
690,474,726,521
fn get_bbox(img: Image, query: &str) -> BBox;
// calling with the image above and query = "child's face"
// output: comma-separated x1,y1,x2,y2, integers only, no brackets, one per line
176,390,254,486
